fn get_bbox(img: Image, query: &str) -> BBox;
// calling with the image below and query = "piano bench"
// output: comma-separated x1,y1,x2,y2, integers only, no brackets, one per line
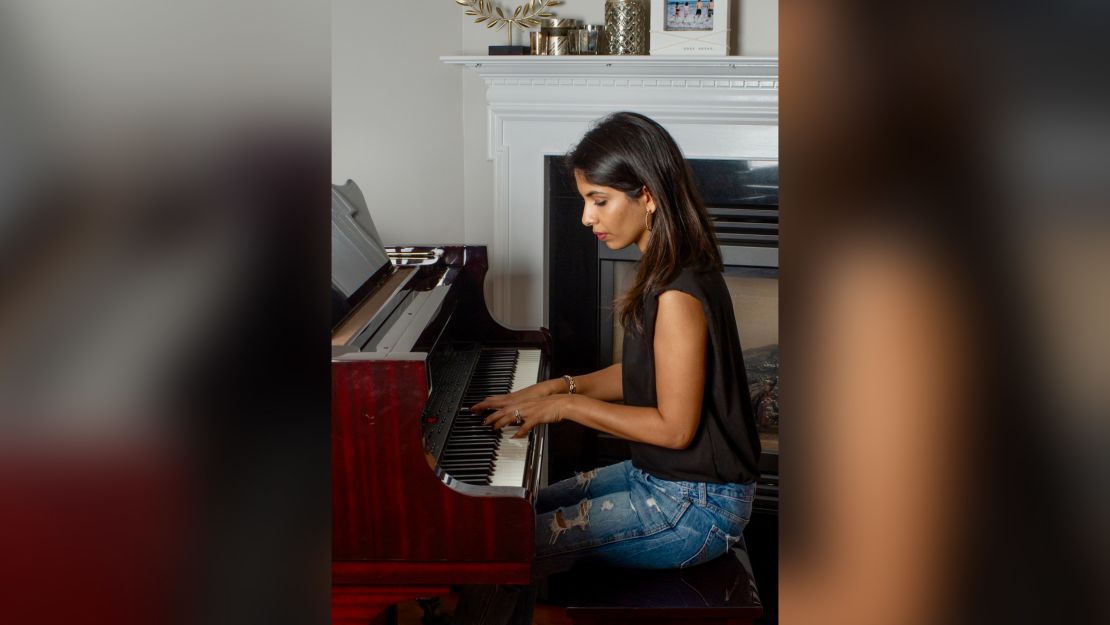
547,546,763,625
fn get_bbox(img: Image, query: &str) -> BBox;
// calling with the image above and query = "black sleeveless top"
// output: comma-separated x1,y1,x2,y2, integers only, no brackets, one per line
623,266,761,484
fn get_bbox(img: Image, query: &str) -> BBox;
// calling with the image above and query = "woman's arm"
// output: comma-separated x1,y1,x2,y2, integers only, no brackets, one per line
484,290,708,450
471,363,624,411
570,363,624,401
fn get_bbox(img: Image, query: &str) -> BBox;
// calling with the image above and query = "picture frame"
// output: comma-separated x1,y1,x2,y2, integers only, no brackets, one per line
650,0,729,55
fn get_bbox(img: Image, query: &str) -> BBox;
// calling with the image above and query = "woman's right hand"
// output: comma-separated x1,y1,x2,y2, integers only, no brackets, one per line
471,379,561,413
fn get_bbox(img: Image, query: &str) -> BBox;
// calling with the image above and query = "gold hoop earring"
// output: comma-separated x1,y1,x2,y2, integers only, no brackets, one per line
644,210,653,232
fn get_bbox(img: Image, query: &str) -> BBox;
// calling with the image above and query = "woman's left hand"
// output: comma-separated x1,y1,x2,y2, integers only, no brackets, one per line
482,395,571,438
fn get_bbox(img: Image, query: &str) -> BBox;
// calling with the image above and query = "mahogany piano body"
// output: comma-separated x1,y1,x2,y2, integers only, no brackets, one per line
331,244,551,624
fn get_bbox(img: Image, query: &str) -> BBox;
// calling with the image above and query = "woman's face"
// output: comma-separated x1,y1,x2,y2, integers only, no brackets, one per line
575,170,655,252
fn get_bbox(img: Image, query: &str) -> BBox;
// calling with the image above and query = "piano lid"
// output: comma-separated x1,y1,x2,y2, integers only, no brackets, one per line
331,180,391,301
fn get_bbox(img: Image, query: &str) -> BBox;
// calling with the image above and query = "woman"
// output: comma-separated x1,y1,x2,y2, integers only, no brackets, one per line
474,112,761,576
454,111,761,624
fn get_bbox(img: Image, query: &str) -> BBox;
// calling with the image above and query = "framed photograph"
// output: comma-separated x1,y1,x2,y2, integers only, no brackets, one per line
650,0,729,55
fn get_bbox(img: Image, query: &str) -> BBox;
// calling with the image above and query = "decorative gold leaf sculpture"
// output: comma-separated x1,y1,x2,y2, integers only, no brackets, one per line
454,0,563,45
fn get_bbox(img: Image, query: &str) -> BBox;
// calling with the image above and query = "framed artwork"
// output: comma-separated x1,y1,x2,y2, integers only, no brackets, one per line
650,0,729,55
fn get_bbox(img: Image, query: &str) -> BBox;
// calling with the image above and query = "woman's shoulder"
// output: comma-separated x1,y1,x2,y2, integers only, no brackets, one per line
657,265,720,297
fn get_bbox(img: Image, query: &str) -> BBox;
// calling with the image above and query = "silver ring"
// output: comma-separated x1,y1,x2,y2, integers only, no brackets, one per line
513,409,523,425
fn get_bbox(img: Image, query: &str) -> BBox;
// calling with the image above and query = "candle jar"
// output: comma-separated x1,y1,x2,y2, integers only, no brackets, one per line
574,24,603,54
547,33,571,55
529,31,548,55
540,18,581,56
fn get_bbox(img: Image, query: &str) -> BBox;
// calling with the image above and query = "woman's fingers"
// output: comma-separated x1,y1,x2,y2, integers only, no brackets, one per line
471,394,507,412
512,419,533,439
482,408,511,427
473,382,548,411
483,404,528,429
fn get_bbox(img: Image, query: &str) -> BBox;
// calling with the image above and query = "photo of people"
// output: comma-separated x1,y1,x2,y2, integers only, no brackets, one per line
664,0,713,31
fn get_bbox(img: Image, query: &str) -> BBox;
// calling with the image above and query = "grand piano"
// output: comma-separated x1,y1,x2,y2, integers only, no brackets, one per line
330,181,552,624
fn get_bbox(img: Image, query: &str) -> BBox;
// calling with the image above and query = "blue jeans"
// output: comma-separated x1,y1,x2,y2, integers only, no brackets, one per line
534,460,755,576
454,461,755,624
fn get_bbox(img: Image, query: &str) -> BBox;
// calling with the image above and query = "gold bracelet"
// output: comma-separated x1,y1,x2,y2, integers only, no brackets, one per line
562,374,577,395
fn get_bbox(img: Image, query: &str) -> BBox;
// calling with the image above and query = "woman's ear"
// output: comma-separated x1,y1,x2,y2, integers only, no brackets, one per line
642,186,656,214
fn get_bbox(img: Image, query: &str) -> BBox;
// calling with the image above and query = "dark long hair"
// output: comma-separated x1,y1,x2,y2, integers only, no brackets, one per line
566,112,722,334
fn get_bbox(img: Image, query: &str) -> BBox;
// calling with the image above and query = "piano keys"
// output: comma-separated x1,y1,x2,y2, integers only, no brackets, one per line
434,348,542,488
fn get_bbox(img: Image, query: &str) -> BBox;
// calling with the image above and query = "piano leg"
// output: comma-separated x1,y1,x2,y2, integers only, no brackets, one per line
332,585,451,625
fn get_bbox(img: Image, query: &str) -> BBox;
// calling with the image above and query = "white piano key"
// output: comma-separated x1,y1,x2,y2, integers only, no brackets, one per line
509,349,541,393
489,349,542,487
489,426,528,487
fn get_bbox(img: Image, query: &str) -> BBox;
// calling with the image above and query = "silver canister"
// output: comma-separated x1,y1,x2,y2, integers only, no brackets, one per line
529,31,548,55
604,0,649,55
540,18,581,56
547,34,571,55
541,18,582,29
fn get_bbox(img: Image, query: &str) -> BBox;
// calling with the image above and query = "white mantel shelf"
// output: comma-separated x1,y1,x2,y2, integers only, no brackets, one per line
441,55,777,87
443,55,777,328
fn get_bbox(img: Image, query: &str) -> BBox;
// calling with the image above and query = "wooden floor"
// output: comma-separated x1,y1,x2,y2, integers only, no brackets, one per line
396,593,571,625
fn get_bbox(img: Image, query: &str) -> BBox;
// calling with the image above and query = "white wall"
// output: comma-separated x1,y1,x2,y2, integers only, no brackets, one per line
331,0,465,246
737,0,778,56
333,0,777,248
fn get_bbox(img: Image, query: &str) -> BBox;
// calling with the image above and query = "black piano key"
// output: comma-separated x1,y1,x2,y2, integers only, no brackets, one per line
441,452,492,460
443,445,497,454
449,436,498,448
443,461,494,470
446,473,491,483
448,433,499,439
441,465,493,474
445,434,498,442
446,425,498,431
443,458,495,466
443,441,498,451
454,468,493,477
444,440,496,448
443,448,497,457
443,448,497,458
442,461,494,470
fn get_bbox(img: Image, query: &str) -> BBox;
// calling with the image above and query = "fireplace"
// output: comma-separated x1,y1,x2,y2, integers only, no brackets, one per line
444,56,779,621
441,56,779,328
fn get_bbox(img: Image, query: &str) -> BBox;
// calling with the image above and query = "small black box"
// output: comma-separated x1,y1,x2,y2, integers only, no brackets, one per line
488,45,530,55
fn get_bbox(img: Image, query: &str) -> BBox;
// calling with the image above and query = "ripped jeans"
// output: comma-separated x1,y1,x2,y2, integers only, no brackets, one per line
453,462,755,625
533,460,755,577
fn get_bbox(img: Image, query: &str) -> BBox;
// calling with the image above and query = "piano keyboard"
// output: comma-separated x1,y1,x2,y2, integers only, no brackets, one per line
437,348,542,487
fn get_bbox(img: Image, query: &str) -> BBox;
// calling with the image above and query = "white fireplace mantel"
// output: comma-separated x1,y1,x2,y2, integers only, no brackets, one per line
443,56,778,328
